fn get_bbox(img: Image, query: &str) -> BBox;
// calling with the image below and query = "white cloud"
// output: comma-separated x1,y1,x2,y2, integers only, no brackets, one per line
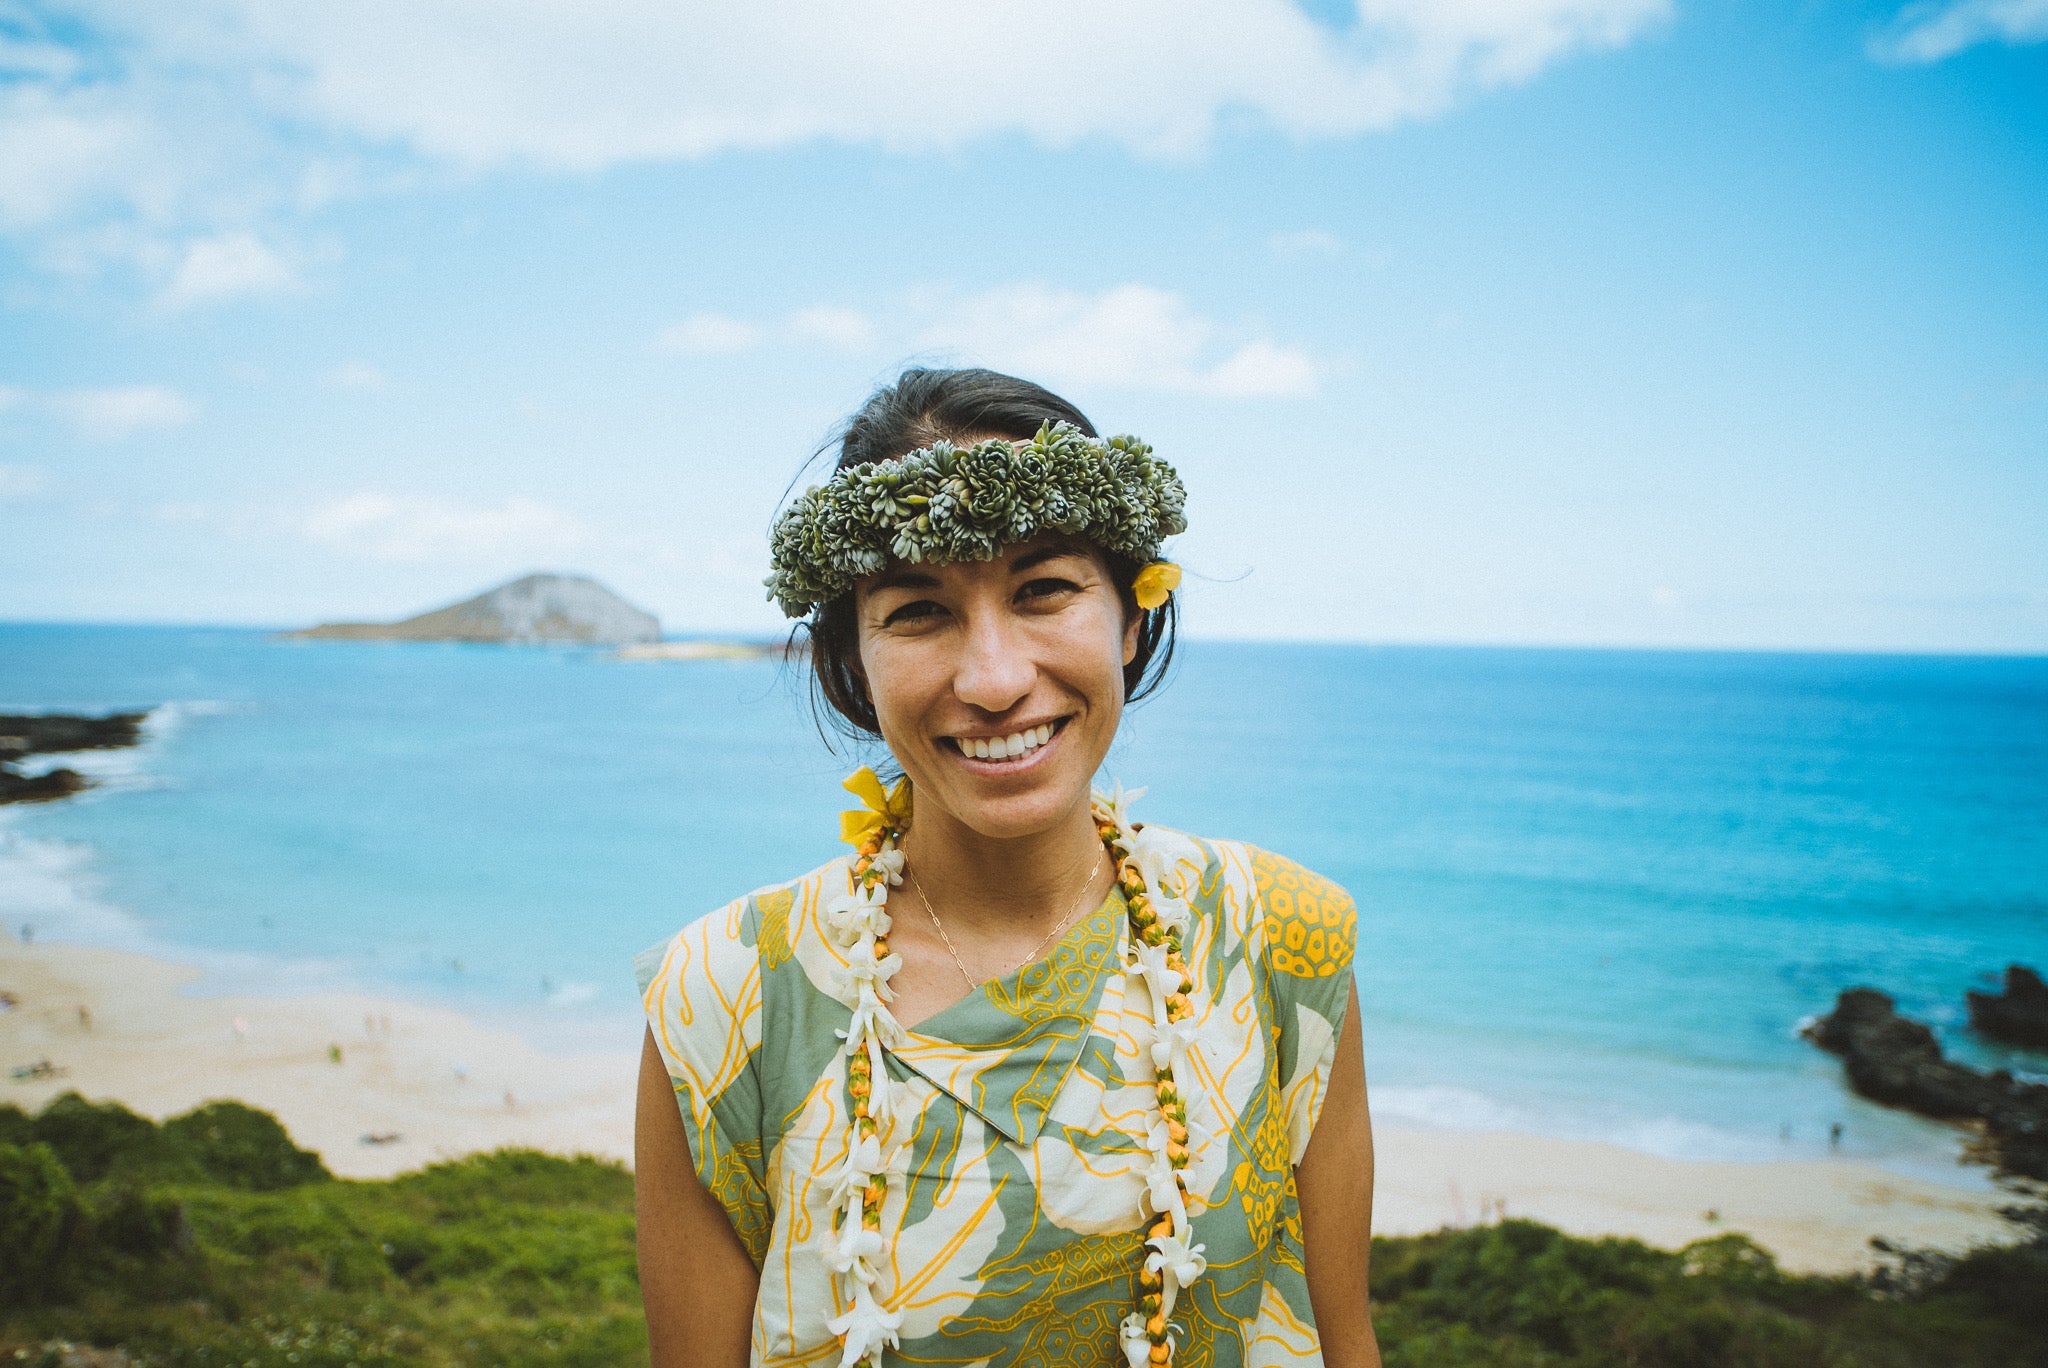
656,285,1324,397
323,360,389,391
150,500,216,525
1,1,1669,312
656,313,766,355
1268,228,1344,256
46,384,200,440
0,11,319,286
658,304,878,357
302,492,592,563
1871,0,2048,61
1203,339,1324,398
0,462,49,500
157,230,298,308
1,1,1665,270
787,305,877,353
918,283,1324,398
0,84,148,232
179,0,1667,165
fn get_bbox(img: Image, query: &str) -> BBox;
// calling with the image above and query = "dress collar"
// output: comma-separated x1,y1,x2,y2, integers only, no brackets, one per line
888,884,1126,1145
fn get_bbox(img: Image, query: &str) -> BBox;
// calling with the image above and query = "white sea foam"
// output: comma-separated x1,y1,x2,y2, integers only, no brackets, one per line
1376,1081,1818,1165
545,981,601,1008
1601,1115,1781,1164
143,699,241,743
5,700,237,792
15,748,152,786
1375,1084,1535,1133
0,814,406,1006
0,820,147,945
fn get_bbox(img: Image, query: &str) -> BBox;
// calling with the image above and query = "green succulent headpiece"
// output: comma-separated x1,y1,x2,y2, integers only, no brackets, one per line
765,421,1188,618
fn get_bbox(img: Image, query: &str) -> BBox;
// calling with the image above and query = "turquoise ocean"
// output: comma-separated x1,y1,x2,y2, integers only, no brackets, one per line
4,623,2045,1183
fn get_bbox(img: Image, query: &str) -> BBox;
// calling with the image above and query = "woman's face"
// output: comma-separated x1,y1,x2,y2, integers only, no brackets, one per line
854,533,1141,842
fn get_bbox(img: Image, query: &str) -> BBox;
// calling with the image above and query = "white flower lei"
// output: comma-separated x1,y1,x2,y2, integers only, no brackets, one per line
826,770,1208,1368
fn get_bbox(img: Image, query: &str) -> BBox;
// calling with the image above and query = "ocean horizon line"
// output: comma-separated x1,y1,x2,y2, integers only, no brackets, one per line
3,616,2045,662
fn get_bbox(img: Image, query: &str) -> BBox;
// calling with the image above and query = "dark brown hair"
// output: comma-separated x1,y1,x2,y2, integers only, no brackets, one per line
793,367,1179,739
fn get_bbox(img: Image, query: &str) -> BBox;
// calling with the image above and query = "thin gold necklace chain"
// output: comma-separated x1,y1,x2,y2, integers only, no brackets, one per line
906,839,1110,992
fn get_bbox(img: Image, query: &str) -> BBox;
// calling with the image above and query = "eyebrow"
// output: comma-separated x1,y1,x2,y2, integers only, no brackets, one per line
865,543,1085,595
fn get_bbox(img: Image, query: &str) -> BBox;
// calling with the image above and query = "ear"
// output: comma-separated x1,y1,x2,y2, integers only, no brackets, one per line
1121,602,1143,668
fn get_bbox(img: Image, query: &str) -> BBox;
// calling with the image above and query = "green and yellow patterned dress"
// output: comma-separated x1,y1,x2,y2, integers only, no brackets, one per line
635,831,1357,1367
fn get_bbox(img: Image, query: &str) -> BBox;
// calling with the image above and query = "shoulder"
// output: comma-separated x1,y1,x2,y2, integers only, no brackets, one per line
1141,831,1354,978
634,856,849,1005
1238,845,1357,982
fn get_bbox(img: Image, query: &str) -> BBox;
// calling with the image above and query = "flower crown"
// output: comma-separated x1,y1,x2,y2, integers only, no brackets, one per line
765,421,1189,618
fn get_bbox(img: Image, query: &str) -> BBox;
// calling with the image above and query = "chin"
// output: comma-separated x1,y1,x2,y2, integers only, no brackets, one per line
922,758,1098,842
958,791,1084,841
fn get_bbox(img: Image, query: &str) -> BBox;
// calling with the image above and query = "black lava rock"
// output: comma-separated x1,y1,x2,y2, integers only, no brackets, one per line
1804,987,2048,1181
0,711,148,806
1969,966,2048,1052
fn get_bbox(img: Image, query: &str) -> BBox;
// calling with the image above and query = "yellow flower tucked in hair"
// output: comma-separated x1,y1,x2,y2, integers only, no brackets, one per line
840,767,913,846
1132,561,1182,611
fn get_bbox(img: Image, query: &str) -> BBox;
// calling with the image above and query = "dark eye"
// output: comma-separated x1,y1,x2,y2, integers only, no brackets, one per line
1019,577,1080,603
883,599,945,626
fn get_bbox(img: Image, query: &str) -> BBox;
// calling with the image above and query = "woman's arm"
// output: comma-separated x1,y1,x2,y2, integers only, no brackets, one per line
1295,978,1381,1368
635,1026,759,1368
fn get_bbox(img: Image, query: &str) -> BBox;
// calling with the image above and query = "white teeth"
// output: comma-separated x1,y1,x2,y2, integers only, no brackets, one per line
956,723,1060,760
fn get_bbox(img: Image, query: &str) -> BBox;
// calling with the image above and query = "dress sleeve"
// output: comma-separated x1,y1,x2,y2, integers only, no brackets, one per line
635,895,774,1263
1247,847,1358,1165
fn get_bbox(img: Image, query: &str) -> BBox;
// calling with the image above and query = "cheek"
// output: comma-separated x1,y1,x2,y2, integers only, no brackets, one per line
858,636,935,734
1046,601,1132,696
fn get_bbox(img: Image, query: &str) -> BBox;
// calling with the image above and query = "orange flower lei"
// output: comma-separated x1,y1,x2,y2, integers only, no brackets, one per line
826,771,1207,1368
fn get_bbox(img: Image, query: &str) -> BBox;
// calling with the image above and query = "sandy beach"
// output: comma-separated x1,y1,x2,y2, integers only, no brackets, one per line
0,939,639,1180
1,937,2028,1275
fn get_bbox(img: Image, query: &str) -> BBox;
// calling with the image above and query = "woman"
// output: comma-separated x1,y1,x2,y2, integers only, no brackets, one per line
634,368,1379,1368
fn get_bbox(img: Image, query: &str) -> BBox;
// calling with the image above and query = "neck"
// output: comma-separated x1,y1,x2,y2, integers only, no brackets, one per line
901,787,1107,935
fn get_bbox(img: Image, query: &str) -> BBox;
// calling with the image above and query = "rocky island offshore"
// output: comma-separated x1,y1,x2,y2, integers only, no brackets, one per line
291,572,660,647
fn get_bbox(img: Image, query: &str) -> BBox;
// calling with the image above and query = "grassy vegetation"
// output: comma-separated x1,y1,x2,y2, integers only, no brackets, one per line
3,1093,2044,1366
0,1095,639,1367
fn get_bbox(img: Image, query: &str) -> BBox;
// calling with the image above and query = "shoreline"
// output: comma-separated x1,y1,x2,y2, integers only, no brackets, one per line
2,938,2031,1275
1,939,639,1179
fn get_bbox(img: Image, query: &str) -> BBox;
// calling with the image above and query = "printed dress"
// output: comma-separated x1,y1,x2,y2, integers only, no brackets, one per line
635,831,1358,1368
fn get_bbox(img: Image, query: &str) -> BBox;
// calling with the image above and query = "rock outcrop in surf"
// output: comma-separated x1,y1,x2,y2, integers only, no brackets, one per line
0,712,148,806
292,573,659,647
1969,966,2048,1052
1804,986,2048,1180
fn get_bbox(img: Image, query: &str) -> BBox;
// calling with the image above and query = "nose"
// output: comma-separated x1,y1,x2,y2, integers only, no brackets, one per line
952,603,1035,715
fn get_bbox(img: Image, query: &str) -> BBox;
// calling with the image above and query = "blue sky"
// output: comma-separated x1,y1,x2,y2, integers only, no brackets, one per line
2,0,2044,650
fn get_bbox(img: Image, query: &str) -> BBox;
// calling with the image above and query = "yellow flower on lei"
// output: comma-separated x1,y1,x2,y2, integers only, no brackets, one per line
839,767,914,847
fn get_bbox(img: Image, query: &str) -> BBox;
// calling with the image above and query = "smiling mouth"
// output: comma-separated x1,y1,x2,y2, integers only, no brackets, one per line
947,717,1068,763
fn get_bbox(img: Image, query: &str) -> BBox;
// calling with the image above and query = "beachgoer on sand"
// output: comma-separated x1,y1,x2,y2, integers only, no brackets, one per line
633,369,1378,1368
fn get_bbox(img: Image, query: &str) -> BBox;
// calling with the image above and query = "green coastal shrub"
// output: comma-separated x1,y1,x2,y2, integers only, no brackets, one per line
25,1092,158,1183
0,1141,83,1300
3,1092,329,1193
1368,1216,2048,1368
3,1094,2045,1367
158,1100,330,1190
